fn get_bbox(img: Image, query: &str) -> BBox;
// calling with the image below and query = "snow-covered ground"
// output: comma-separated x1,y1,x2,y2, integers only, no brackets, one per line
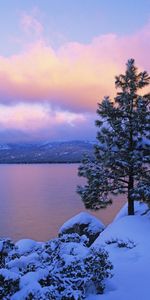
1,201,150,299
88,202,150,300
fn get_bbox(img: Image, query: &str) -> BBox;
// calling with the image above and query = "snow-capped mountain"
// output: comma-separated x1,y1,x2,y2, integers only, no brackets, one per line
0,141,94,163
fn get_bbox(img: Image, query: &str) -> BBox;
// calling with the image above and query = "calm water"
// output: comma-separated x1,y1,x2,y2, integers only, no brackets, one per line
0,164,126,241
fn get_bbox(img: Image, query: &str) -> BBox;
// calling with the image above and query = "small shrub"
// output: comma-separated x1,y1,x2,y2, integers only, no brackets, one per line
0,269,20,299
38,236,113,299
0,238,17,267
106,238,136,249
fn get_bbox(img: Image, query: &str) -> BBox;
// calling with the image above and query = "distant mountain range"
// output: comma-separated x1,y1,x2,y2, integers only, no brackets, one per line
0,141,95,163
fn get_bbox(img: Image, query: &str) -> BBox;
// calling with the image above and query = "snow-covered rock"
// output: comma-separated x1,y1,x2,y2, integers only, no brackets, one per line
59,212,105,246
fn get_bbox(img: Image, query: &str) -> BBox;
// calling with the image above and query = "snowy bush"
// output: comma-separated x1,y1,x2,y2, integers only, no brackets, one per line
0,238,17,268
0,234,113,299
0,269,20,299
39,243,113,298
106,238,136,249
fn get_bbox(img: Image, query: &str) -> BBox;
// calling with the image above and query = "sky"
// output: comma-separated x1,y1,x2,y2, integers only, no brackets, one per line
0,0,150,143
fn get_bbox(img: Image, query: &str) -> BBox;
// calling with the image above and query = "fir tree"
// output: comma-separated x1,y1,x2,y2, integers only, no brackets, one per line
78,59,150,215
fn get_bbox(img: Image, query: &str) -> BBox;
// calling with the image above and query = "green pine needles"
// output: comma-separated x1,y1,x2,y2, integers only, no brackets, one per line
78,59,150,215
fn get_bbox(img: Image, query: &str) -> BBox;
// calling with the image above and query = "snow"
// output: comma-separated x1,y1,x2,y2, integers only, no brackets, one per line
59,212,105,235
11,282,44,300
7,251,41,272
88,201,150,300
16,239,43,255
1,202,150,299
0,268,19,281
114,201,148,222
0,233,93,299
60,241,89,261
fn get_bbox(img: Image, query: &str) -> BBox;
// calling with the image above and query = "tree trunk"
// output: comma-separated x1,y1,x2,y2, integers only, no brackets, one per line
128,174,134,215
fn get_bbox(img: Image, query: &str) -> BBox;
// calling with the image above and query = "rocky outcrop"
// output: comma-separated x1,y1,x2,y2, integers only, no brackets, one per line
58,212,105,246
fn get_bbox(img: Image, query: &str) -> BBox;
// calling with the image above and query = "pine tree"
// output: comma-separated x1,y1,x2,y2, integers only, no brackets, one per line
78,59,150,215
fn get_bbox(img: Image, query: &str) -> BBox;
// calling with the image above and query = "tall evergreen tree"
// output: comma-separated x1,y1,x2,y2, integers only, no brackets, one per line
78,59,150,215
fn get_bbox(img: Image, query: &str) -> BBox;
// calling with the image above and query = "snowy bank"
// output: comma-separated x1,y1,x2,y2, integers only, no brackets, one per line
0,214,110,299
88,201,150,300
0,202,150,299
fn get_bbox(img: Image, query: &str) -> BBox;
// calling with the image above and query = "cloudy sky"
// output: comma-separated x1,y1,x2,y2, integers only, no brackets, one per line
0,0,150,142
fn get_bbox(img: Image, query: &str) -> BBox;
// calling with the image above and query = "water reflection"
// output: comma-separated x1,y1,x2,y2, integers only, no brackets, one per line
0,164,126,241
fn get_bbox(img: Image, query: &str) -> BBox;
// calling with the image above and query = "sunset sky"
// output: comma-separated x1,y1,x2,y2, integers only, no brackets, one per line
0,0,150,142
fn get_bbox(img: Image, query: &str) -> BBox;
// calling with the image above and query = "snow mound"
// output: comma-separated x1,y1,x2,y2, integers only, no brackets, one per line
88,202,150,300
59,212,105,245
16,239,42,255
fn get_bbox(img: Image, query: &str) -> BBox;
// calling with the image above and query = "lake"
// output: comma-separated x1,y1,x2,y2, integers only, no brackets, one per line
0,164,126,241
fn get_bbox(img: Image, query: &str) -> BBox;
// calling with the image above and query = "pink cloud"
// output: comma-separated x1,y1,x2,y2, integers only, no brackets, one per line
0,103,86,132
21,10,43,37
0,21,150,114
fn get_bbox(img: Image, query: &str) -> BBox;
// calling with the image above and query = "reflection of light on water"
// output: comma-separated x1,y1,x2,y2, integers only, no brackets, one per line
0,164,126,241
